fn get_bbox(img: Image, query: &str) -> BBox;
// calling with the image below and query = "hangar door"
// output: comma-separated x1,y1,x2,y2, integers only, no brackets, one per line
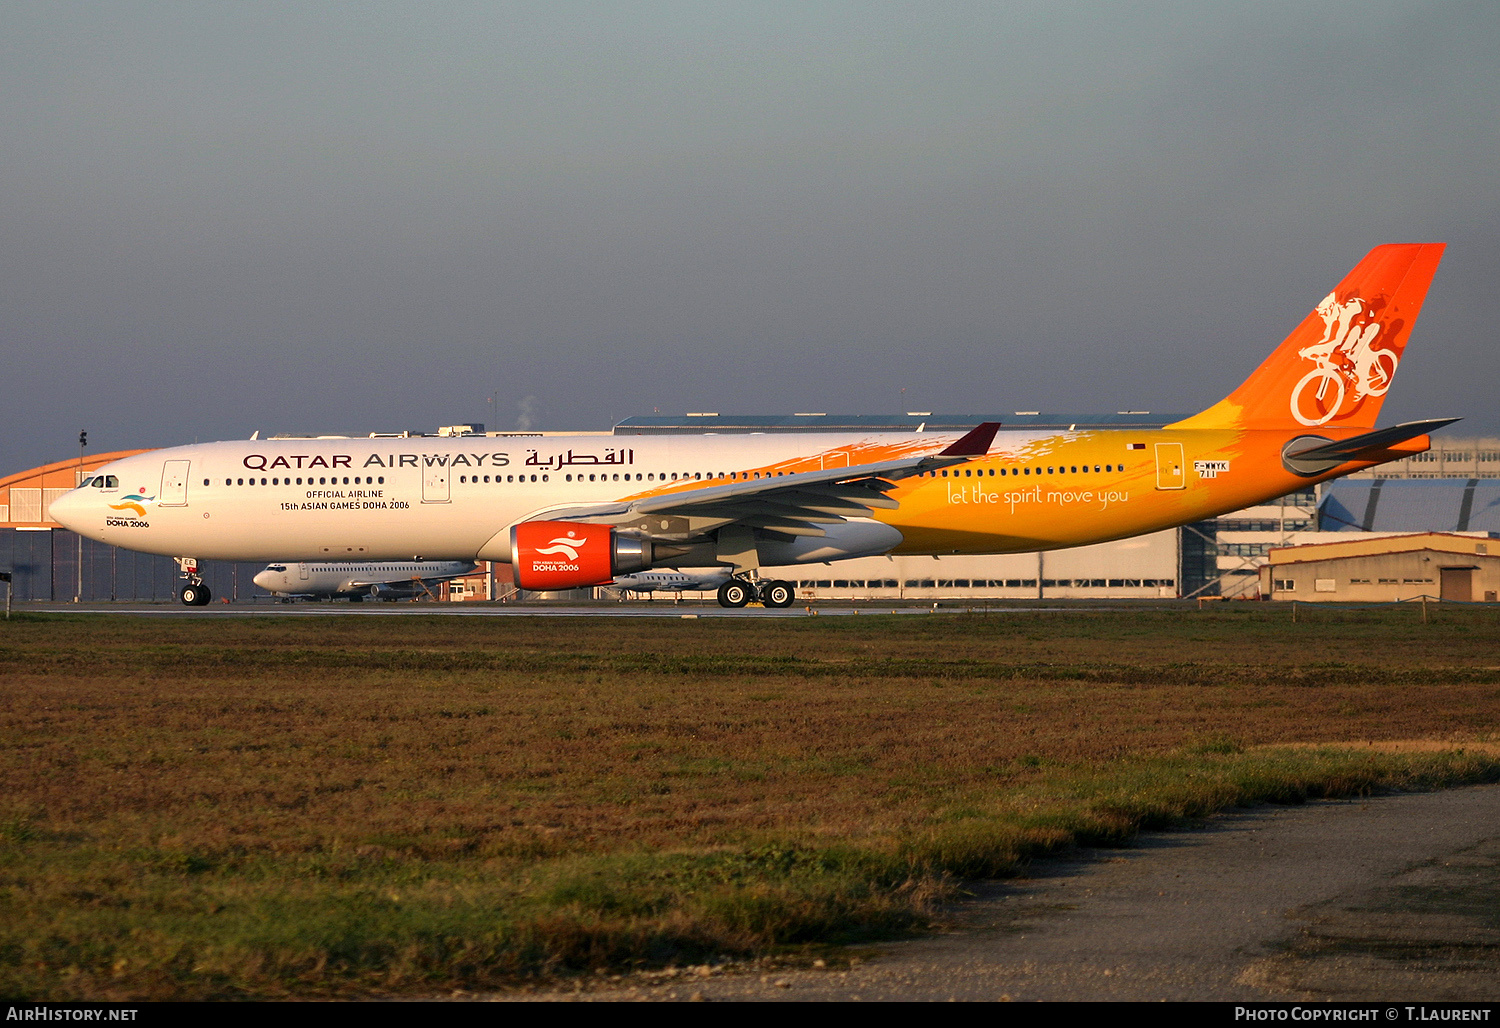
1440,566,1475,602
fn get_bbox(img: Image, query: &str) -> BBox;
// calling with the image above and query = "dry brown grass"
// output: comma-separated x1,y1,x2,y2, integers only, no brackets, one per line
1,605,1497,998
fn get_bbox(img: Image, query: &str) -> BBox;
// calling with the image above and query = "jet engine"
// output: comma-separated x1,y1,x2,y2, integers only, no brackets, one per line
509,522,652,590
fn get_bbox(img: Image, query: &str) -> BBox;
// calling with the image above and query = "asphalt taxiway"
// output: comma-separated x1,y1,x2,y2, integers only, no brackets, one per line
515,785,1500,1002
13,602,1101,619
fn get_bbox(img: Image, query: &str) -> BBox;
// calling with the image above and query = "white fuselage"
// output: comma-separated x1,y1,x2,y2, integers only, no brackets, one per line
252,560,478,598
48,432,967,563
611,568,734,593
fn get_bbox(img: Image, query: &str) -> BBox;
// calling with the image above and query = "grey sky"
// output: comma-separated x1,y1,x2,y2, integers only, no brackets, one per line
3,1,1496,473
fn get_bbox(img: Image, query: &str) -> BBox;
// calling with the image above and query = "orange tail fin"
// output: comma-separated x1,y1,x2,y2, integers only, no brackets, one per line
1172,243,1445,431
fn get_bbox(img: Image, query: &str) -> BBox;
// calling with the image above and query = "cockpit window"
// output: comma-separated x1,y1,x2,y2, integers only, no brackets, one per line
88,475,119,489
79,476,95,488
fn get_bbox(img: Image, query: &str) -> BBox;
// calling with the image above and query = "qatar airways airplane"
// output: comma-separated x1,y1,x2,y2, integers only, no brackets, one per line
51,245,1454,609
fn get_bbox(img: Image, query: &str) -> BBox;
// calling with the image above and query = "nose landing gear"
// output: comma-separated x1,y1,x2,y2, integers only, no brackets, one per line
175,557,212,606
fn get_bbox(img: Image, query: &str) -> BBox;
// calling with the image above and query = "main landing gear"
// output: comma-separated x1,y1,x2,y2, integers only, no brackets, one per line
175,557,212,606
717,578,795,609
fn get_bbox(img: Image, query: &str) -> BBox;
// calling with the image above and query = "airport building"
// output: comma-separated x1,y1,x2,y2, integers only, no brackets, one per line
1258,533,1498,603
3,425,1495,603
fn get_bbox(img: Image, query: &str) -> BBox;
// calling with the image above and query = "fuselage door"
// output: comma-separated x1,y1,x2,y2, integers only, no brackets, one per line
159,460,191,506
423,463,450,503
1154,443,1186,490
298,562,310,581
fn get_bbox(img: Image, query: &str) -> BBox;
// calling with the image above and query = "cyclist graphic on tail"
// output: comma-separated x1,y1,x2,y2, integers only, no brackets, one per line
1290,291,1399,426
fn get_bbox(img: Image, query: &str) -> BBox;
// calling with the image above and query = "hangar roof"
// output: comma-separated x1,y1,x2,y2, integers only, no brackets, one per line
1265,532,1495,567
611,412,1186,435
1320,478,1500,533
0,450,154,527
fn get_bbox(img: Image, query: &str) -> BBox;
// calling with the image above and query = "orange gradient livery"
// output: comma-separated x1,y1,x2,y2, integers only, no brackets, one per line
50,244,1455,607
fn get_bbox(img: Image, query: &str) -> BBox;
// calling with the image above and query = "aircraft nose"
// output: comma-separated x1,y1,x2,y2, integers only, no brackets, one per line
252,571,274,590
47,488,88,532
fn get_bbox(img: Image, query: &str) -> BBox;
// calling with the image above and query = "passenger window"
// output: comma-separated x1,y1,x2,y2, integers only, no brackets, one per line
203,479,209,486
1070,466,1077,473
237,478,244,486
379,477,385,484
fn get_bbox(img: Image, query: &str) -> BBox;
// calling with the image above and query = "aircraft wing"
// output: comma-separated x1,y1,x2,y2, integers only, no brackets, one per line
536,422,1000,541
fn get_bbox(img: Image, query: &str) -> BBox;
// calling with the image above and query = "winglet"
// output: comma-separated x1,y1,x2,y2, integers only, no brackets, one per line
940,422,1002,457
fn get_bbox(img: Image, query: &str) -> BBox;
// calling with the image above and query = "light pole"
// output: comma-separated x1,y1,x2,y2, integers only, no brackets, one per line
75,430,86,602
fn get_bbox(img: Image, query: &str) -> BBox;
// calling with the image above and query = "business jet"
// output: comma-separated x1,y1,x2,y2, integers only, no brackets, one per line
610,568,734,598
51,244,1454,608
250,559,477,603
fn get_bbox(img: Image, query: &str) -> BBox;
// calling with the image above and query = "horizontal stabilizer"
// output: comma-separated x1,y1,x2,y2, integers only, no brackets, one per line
1282,418,1460,476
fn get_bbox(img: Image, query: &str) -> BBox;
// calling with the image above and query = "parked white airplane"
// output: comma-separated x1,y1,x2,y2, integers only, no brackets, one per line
48,246,1452,610
609,568,733,597
250,560,477,603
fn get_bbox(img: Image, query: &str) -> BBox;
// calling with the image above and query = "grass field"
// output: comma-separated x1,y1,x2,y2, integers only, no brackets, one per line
2,604,1498,999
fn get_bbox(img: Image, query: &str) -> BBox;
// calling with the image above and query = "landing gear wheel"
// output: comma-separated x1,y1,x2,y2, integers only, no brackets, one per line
180,583,211,606
717,580,752,608
760,580,795,608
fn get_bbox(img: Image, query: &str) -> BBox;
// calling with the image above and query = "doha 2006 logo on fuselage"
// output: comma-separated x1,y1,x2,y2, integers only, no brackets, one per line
106,489,155,528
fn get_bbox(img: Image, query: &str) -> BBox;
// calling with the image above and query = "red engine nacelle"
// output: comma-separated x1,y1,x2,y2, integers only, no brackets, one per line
510,522,652,590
